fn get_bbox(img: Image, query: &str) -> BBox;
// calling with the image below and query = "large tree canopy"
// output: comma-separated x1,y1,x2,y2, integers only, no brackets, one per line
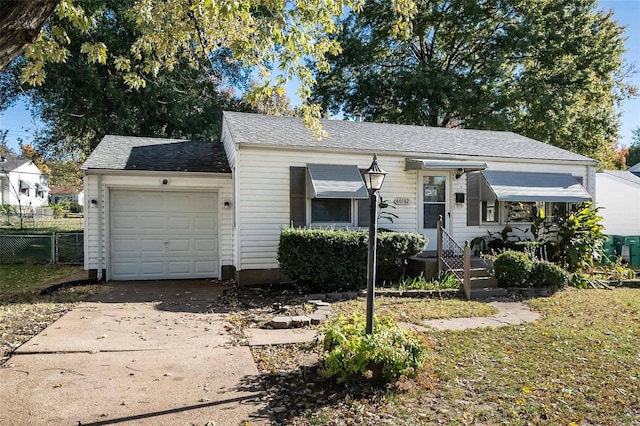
312,0,635,162
2,0,254,157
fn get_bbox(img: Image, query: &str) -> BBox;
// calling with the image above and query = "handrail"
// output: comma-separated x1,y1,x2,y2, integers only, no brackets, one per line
437,216,471,299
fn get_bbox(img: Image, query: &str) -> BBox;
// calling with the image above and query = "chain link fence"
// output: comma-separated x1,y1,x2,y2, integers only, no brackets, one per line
0,233,83,265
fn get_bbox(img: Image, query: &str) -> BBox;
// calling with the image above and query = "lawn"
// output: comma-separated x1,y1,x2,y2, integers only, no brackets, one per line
252,288,640,425
0,265,99,365
332,297,498,323
0,217,83,234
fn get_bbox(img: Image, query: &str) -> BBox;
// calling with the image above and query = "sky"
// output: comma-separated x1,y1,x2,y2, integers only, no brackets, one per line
1,0,639,154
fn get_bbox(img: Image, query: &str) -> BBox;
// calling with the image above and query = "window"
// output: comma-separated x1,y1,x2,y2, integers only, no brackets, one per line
311,198,351,222
505,201,544,223
290,166,369,227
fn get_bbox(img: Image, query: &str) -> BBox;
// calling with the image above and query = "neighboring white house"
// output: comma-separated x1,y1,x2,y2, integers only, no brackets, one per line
0,159,49,209
49,185,84,205
595,170,640,236
82,112,597,283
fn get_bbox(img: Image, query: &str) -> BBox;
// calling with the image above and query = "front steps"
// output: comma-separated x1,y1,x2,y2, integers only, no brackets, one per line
450,260,508,300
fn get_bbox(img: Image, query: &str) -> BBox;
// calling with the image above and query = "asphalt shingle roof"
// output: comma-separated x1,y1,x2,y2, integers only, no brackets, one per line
599,170,640,186
82,136,231,173
223,112,596,164
629,163,640,172
0,159,29,172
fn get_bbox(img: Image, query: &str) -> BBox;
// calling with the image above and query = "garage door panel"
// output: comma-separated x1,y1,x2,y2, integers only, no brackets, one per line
195,260,216,273
167,239,190,253
110,190,219,280
194,216,216,232
168,216,191,230
168,261,190,274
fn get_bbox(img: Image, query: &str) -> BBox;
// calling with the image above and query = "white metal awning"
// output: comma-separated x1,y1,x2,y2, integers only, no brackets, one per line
405,158,488,171
307,164,368,199
481,171,592,202
19,180,34,189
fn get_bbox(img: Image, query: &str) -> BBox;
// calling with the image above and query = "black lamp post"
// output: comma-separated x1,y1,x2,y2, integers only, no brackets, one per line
362,154,387,335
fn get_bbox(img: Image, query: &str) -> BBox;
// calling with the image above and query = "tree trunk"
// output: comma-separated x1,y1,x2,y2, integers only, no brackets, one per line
0,0,61,71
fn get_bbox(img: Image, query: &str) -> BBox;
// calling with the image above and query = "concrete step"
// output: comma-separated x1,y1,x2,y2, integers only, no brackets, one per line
469,276,499,289
450,268,492,278
470,287,508,300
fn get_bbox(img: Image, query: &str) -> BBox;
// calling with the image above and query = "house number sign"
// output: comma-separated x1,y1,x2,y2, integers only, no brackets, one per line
393,197,411,205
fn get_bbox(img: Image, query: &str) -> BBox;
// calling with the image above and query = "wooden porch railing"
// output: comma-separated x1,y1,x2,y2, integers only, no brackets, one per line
437,216,471,299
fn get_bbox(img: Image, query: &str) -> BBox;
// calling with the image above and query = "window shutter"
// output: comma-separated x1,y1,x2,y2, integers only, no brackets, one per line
467,172,480,226
357,198,370,227
290,167,307,227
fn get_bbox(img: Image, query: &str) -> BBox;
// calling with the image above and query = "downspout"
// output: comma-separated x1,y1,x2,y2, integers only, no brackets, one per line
97,174,103,281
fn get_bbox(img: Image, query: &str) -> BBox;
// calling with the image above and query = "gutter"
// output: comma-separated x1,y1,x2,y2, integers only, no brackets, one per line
234,143,600,167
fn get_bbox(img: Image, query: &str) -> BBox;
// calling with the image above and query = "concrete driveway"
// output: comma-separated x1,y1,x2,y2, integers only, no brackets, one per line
0,281,269,425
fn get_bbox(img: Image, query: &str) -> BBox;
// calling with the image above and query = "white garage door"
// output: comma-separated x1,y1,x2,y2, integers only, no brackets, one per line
109,190,219,280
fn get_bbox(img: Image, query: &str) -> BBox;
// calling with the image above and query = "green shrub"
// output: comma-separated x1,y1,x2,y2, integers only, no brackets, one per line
529,261,569,289
492,250,533,288
69,203,83,213
320,314,426,383
277,228,427,291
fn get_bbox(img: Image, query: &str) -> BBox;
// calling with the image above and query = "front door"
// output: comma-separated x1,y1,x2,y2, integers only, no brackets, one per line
419,172,449,250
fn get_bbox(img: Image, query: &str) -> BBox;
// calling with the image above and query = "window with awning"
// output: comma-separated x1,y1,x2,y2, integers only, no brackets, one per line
290,164,370,227
467,171,592,226
480,171,591,203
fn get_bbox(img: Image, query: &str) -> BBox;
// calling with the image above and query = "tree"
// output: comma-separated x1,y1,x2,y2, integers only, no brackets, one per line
9,0,363,131
3,0,253,157
312,0,635,162
0,0,60,71
627,127,640,168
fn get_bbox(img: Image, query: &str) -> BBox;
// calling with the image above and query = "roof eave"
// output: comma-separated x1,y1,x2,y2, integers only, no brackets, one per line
82,168,232,177
235,142,599,166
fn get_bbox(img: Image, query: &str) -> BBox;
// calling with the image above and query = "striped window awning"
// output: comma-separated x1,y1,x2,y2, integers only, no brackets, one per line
481,171,591,202
307,164,369,199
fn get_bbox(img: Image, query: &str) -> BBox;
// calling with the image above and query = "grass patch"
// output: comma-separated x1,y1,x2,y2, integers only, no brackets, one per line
255,288,640,425
0,265,99,364
0,218,83,234
332,297,498,325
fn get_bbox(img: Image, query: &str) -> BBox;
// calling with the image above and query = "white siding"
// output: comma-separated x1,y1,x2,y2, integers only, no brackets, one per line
235,146,593,270
235,148,419,270
83,172,233,277
596,173,640,236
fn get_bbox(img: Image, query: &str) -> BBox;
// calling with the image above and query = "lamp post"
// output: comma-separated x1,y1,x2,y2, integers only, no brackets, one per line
362,154,387,335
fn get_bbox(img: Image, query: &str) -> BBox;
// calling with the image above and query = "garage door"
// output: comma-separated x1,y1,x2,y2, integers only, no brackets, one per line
109,190,218,280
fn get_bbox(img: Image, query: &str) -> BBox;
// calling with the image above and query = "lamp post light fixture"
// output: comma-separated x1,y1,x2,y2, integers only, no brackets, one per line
362,154,387,335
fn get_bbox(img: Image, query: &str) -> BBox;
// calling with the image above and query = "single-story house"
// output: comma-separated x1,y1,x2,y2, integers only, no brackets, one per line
595,170,640,236
49,185,84,205
0,159,49,208
82,112,597,282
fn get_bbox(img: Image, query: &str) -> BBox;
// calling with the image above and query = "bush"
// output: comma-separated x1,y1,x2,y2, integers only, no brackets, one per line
277,228,427,292
320,314,426,383
529,261,569,289
493,250,533,288
69,203,83,213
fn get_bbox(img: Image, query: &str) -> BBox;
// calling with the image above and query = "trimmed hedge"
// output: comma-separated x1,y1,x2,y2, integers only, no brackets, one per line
493,250,533,288
529,261,570,289
277,228,427,292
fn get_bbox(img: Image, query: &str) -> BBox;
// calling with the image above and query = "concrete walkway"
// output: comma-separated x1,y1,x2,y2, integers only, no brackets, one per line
0,281,269,426
246,300,541,346
421,300,541,331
